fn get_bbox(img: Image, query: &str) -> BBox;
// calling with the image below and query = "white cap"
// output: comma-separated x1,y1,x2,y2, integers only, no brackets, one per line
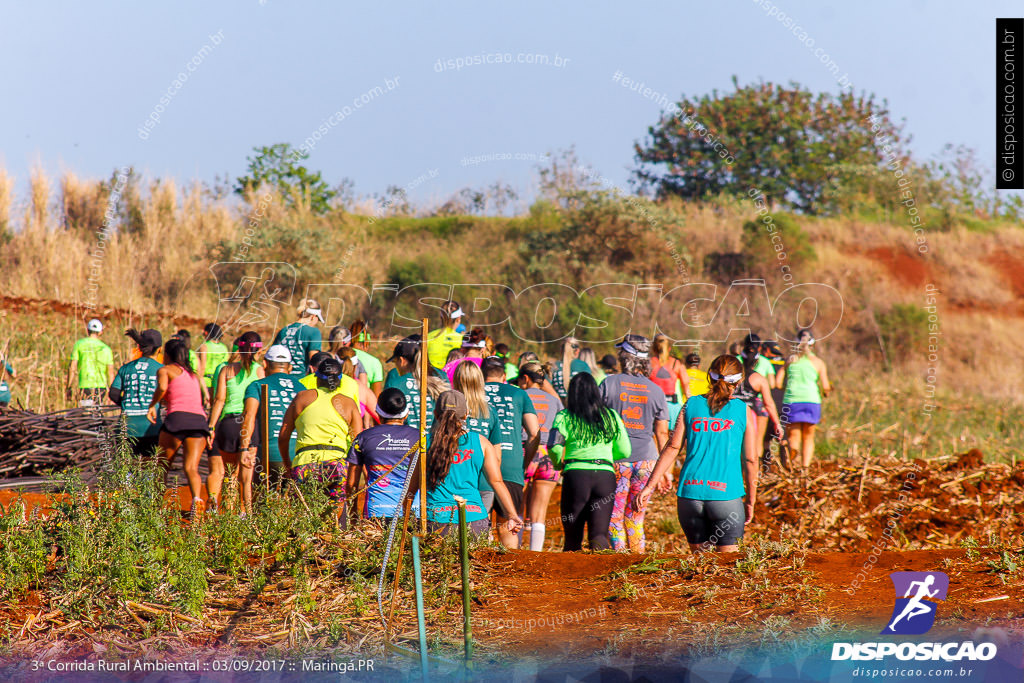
265,344,292,363
87,318,103,333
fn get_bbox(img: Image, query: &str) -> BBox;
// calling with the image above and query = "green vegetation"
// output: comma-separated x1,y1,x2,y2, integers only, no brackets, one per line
234,143,336,214
633,79,907,214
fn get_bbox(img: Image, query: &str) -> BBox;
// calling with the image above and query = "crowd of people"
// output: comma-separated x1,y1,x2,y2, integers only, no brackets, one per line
61,297,831,552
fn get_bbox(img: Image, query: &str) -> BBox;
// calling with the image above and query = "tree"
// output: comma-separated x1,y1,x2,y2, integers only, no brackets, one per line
234,143,335,214
632,78,907,214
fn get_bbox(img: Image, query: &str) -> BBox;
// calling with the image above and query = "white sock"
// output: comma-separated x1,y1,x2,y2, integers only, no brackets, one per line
529,523,546,551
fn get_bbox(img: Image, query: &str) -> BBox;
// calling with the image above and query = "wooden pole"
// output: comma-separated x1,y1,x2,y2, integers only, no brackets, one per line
419,318,429,535
260,383,270,492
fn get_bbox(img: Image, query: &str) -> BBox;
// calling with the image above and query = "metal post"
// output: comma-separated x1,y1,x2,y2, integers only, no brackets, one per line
259,384,270,492
419,318,428,536
455,496,473,662
411,533,429,681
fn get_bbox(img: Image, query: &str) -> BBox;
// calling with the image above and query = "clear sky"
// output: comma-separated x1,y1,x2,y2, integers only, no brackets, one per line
0,0,1017,206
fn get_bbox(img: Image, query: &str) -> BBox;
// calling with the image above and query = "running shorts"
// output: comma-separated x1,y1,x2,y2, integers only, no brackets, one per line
676,497,745,546
493,481,524,519
160,411,211,440
782,402,821,425
743,395,768,418
129,435,160,457
525,445,559,483
214,413,245,453
480,490,495,514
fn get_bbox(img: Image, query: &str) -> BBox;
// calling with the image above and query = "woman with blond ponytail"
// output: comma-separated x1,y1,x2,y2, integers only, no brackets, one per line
637,355,759,553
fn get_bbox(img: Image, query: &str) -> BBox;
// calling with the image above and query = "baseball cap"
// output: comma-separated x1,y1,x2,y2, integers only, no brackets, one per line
265,344,292,363
87,318,103,333
386,336,420,363
140,329,162,349
615,334,650,358
434,390,468,420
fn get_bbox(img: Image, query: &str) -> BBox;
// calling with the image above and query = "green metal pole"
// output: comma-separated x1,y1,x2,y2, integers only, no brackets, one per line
455,496,473,662
410,533,429,681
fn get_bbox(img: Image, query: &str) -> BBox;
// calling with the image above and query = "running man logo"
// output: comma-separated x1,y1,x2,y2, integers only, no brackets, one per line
881,571,948,635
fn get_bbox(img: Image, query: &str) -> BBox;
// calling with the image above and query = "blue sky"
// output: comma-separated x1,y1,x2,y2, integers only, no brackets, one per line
0,0,1016,206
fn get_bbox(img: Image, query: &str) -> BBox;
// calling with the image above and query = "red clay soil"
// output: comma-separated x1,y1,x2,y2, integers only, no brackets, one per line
0,486,205,520
987,251,1024,302
0,295,208,328
865,246,930,288
469,548,1023,658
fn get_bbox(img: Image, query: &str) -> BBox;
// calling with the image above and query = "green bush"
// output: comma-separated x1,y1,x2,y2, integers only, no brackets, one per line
876,303,929,357
741,212,815,278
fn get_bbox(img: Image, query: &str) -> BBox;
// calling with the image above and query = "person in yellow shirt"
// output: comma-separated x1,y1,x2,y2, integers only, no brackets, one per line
684,352,710,398
426,300,465,369
278,358,362,524
300,352,360,412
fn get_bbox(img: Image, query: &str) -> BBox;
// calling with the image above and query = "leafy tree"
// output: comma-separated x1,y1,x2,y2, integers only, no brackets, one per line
234,143,335,214
632,78,907,214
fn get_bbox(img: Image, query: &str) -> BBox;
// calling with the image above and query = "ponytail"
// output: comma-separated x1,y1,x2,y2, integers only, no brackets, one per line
316,358,343,392
706,355,743,415
426,409,464,490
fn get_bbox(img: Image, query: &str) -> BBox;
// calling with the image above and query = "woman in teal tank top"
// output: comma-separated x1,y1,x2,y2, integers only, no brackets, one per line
776,329,831,472
637,355,759,553
409,389,522,538
207,332,266,512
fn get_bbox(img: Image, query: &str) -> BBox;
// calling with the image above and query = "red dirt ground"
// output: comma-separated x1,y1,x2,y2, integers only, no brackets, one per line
865,246,930,288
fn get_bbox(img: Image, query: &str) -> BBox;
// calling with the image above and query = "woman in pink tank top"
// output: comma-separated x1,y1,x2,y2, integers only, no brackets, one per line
147,338,210,519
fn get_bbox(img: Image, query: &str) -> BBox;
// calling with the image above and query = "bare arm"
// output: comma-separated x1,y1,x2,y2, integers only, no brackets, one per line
481,437,523,530
653,418,669,452
816,358,831,397
208,365,230,429
278,398,299,474
146,367,170,422
239,396,259,452
742,407,759,522
522,413,540,466
753,373,782,436
661,417,686,459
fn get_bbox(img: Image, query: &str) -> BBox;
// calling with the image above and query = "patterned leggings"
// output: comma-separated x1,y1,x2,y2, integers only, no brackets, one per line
610,461,656,552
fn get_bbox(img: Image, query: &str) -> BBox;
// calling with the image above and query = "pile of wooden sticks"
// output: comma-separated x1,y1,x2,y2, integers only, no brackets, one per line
0,406,118,478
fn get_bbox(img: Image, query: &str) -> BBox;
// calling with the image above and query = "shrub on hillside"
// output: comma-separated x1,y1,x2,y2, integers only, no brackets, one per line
741,212,815,279
876,303,929,357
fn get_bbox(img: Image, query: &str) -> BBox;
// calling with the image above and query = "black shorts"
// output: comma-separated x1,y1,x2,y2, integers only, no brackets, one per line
160,412,210,441
493,481,524,519
676,497,745,546
213,414,245,454
129,435,160,457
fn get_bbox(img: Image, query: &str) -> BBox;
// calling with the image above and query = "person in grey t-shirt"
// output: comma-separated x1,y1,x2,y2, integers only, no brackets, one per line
598,335,669,553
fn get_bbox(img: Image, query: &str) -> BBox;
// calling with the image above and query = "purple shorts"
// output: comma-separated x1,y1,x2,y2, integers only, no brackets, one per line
783,402,821,425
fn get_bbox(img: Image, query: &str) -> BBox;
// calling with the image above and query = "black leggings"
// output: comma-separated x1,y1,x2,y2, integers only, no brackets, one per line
560,468,616,552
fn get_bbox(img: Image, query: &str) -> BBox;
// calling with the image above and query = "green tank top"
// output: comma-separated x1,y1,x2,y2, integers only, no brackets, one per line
202,341,230,387
223,363,261,415
783,356,820,404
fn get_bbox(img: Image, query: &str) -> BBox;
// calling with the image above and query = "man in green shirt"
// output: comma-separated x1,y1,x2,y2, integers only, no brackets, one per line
481,357,540,549
68,318,115,406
